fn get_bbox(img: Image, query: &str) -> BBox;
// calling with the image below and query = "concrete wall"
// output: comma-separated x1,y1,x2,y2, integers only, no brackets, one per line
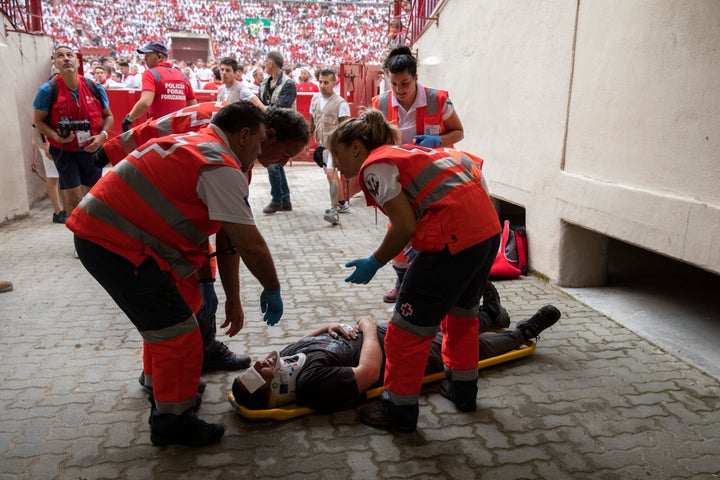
414,0,720,286
0,16,53,223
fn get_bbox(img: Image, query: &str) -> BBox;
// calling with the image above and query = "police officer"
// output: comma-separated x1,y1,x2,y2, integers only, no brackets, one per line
123,41,197,131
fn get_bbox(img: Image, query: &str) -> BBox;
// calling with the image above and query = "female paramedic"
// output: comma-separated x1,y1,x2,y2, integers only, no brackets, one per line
328,109,500,433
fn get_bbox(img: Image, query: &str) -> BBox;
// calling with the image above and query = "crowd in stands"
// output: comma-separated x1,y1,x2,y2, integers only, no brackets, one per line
42,0,410,67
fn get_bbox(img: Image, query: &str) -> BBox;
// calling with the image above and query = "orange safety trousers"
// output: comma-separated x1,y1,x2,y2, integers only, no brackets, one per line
143,328,203,410
384,314,479,396
440,314,480,373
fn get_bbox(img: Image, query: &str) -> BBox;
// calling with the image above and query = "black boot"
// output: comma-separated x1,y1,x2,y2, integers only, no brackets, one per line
202,343,251,371
440,378,478,412
150,408,225,447
516,305,561,340
479,282,510,329
358,396,418,433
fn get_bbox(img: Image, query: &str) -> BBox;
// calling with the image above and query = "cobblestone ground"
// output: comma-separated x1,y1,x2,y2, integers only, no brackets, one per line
1,163,719,480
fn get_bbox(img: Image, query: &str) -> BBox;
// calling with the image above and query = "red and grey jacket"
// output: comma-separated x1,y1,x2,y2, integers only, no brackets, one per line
47,75,104,151
67,127,240,307
144,62,196,119
104,100,227,165
359,145,501,254
372,87,450,138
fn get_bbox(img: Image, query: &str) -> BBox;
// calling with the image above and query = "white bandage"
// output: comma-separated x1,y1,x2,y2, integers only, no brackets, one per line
237,367,266,394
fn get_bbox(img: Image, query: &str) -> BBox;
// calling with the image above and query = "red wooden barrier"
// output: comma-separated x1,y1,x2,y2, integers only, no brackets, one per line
103,80,373,174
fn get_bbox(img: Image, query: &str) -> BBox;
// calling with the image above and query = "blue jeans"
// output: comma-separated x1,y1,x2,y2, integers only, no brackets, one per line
267,163,290,205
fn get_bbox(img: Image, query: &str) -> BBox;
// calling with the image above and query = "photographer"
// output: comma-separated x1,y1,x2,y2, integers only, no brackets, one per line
33,45,114,219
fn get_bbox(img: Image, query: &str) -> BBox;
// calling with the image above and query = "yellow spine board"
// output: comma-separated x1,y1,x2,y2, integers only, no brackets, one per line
229,341,536,421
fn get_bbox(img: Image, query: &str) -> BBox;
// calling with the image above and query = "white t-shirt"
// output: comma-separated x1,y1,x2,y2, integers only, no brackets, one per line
361,162,402,207
196,166,254,225
218,81,256,103
195,126,255,225
123,75,141,89
391,82,455,144
196,67,213,83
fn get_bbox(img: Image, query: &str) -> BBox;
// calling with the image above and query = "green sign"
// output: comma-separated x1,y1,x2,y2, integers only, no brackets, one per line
245,18,272,26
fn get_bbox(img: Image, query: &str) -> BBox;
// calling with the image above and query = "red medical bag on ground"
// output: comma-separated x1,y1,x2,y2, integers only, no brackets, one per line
490,220,528,279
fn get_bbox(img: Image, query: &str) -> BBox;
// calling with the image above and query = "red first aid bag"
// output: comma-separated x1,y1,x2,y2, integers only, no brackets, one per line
489,220,528,279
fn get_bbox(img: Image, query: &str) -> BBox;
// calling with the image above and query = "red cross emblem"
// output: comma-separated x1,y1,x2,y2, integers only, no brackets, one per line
400,302,413,317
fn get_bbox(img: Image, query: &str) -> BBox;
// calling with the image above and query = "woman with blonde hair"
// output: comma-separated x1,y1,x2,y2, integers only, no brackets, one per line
329,110,501,432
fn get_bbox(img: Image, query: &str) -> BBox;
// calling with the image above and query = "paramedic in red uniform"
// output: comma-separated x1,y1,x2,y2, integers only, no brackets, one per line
329,110,501,433
372,46,465,304
103,101,308,169
95,102,309,373
122,41,197,131
67,102,283,446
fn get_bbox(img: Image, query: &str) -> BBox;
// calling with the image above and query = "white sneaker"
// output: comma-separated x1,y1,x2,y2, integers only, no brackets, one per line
323,209,340,225
336,202,350,213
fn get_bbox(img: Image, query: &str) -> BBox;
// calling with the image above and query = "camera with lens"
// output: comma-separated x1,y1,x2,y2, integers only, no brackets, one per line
58,117,91,138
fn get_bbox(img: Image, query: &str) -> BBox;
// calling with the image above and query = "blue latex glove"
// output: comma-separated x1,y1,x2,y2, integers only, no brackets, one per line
260,288,283,326
403,246,418,263
345,254,384,284
197,282,219,322
413,134,442,148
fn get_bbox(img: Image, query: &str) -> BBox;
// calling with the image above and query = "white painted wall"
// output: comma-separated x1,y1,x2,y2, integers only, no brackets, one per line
0,17,53,223
414,0,720,285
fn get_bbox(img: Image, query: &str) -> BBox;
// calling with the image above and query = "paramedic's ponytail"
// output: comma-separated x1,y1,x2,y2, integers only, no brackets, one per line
329,109,399,155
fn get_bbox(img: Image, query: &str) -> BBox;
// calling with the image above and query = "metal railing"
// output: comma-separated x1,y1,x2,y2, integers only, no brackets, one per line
0,0,44,34
408,0,442,44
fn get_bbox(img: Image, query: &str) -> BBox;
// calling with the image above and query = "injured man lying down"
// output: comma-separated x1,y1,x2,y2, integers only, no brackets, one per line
231,294,561,413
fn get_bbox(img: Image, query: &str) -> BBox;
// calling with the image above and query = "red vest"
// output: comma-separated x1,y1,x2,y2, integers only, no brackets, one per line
372,87,449,138
48,75,104,151
359,145,500,254
145,63,196,119
67,128,240,308
104,100,227,165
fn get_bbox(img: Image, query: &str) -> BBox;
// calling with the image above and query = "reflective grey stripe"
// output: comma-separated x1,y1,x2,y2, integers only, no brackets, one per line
451,369,479,382
79,193,198,278
377,91,390,118
140,314,198,344
196,141,236,164
112,160,207,246
118,129,138,157
406,157,476,219
156,397,199,416
383,389,420,406
457,153,477,172
154,114,174,137
448,304,479,318
130,132,195,159
425,88,438,115
167,102,222,134
390,313,439,338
